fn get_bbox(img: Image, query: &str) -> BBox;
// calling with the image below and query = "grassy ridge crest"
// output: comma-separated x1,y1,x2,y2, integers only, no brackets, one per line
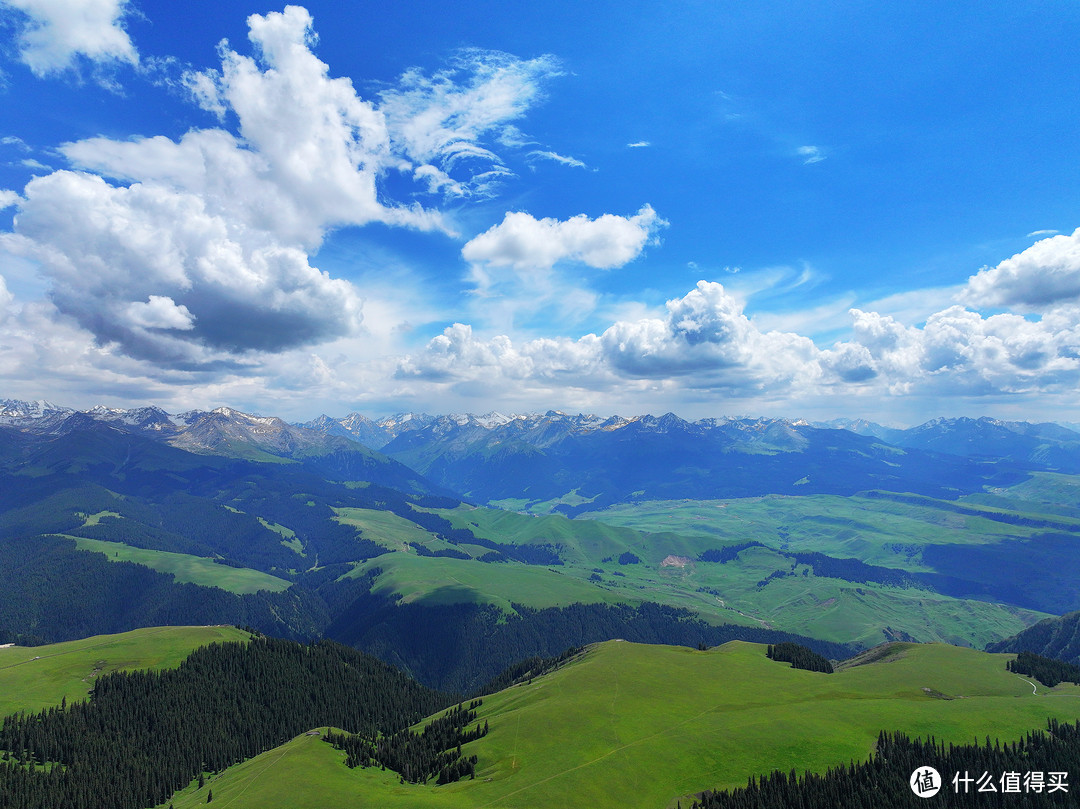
0,625,249,717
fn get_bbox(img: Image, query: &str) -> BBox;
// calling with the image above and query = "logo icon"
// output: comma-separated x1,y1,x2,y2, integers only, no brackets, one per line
911,766,942,798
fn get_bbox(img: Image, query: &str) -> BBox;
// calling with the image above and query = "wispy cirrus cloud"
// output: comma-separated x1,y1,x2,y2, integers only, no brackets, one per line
377,48,562,198
526,150,588,170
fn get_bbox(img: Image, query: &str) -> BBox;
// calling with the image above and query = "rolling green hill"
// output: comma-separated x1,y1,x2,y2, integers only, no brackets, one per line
0,625,249,717
157,639,1080,809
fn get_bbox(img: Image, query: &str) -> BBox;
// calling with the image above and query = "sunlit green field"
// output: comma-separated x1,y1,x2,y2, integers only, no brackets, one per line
0,625,250,717
340,502,1045,647
575,493,1059,566
159,640,1080,809
346,552,639,611
65,535,292,594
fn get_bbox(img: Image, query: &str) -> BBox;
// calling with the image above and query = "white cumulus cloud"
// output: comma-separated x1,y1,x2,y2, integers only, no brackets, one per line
3,6,575,375
400,281,820,394
72,6,442,247
0,274,12,322
2,170,365,363
963,227,1080,310
122,295,195,331
2,0,137,76
463,205,665,274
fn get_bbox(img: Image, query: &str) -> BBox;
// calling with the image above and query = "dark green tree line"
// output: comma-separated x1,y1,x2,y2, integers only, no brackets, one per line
766,642,834,674
0,636,450,809
1008,651,1080,688
692,718,1080,809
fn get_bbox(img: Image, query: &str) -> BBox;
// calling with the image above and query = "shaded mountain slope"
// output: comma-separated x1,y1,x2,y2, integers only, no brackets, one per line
987,610,1080,665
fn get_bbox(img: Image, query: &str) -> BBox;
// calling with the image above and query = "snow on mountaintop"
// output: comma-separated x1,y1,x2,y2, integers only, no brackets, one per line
0,399,70,419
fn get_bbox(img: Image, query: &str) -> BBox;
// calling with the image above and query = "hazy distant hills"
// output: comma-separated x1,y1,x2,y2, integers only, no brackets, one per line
834,415,1080,472
6,396,1080,684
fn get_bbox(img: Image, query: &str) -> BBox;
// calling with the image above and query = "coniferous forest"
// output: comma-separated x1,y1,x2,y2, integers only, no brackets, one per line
324,700,488,785
1007,651,1080,688
692,719,1080,809
765,642,835,674
0,636,449,809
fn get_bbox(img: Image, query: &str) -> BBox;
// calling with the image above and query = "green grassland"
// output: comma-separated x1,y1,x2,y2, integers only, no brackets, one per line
575,492,1062,568
158,639,1080,809
45,485,1058,650
0,625,249,717
437,504,651,564
346,553,640,612
64,535,293,594
257,517,305,555
340,503,1046,647
334,507,447,552
965,471,1080,519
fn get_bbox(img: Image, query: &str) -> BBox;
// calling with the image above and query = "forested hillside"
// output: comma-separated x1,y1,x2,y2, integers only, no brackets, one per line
989,611,1080,665
0,636,448,809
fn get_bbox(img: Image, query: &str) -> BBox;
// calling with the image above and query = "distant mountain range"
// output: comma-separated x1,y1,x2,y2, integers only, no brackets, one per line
828,415,1080,471
6,399,1080,512
0,398,436,496
305,410,1080,511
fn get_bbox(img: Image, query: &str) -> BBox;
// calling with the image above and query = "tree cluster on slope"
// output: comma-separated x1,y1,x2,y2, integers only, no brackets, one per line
766,642,834,674
1007,651,1080,688
324,700,488,785
0,637,448,809
692,719,1080,809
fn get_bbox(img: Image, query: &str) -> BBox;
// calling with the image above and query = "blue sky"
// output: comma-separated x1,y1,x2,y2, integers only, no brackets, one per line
2,0,1080,424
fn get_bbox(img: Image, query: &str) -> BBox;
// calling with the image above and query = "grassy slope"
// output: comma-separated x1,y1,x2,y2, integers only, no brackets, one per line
64,535,293,594
346,503,1045,646
159,640,1080,809
575,494,1058,567
347,553,640,612
335,507,447,552
0,625,249,717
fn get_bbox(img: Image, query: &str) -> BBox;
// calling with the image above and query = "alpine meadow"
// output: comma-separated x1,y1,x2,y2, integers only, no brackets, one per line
3,2,1080,808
